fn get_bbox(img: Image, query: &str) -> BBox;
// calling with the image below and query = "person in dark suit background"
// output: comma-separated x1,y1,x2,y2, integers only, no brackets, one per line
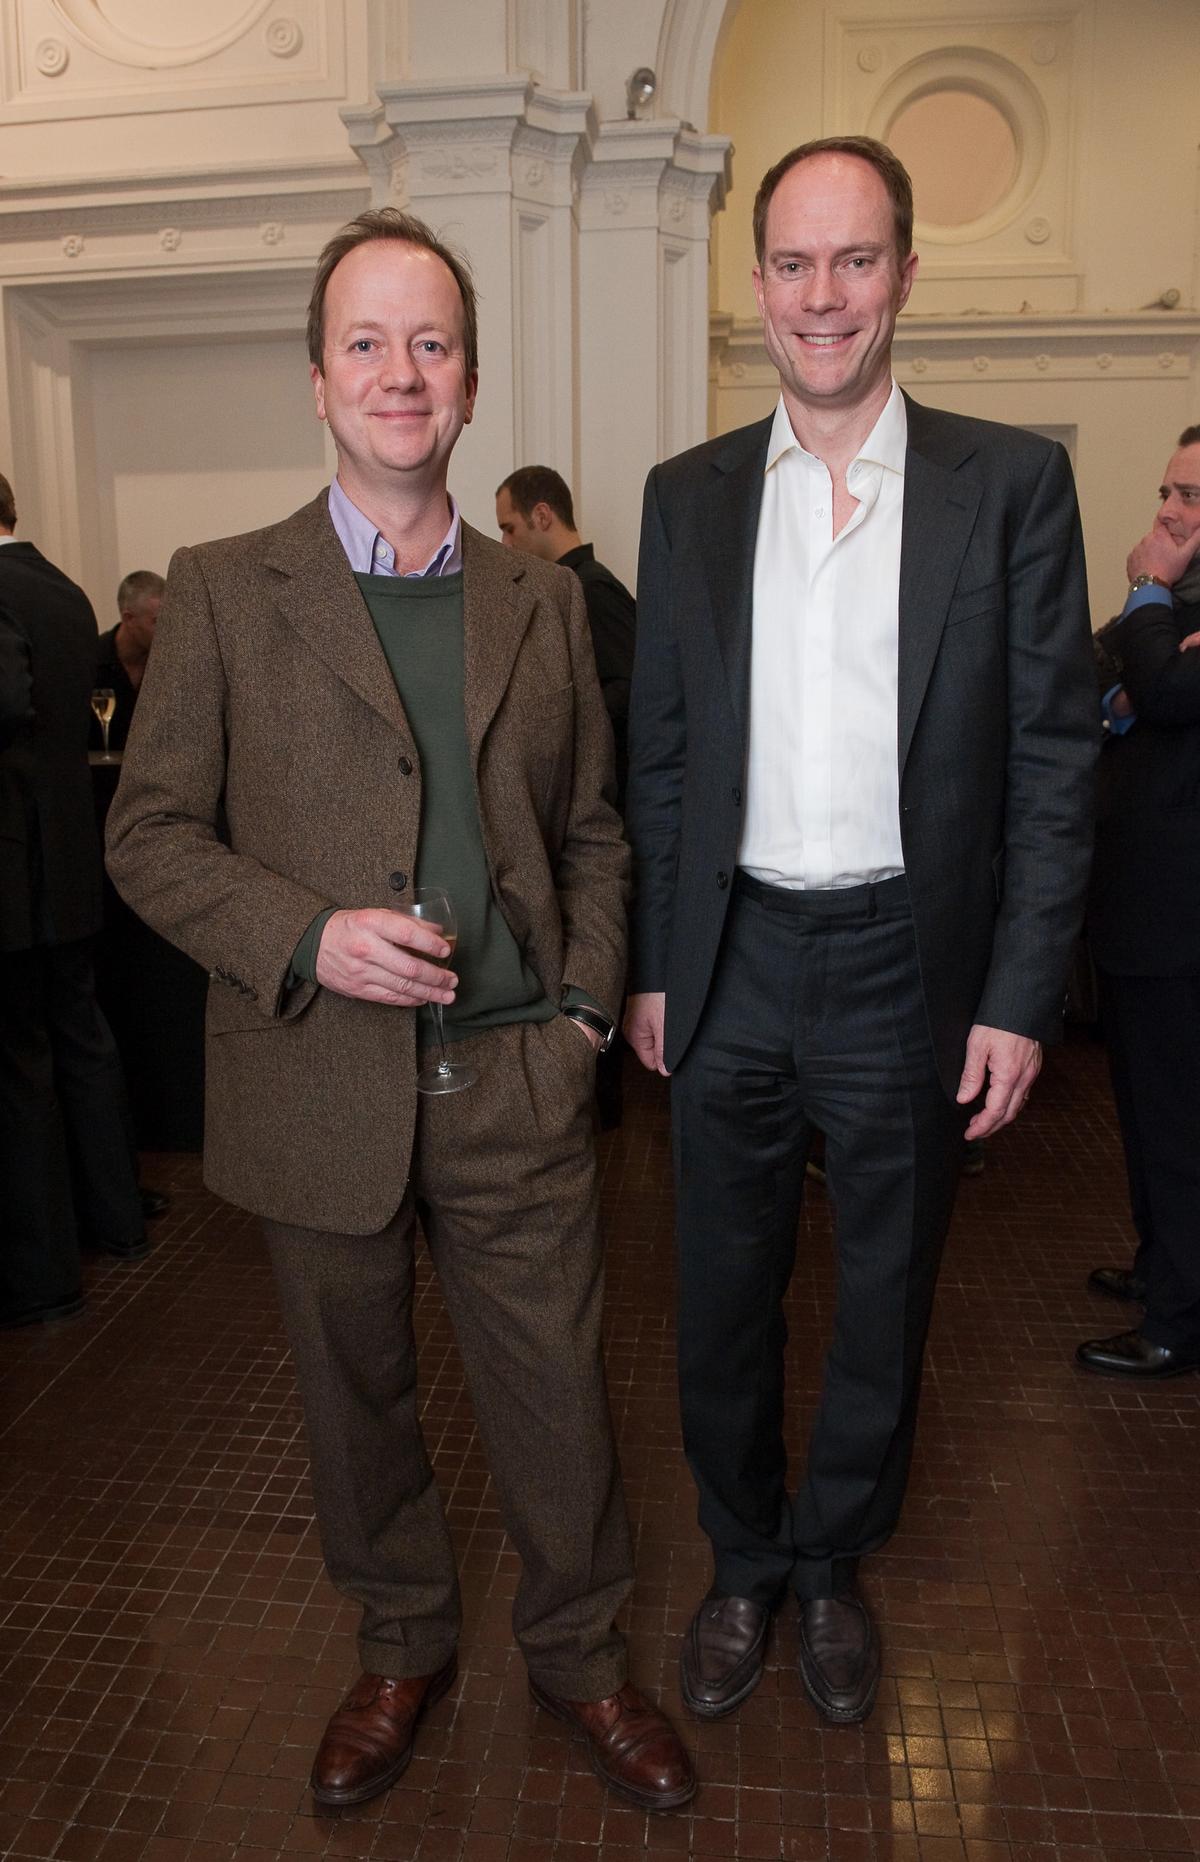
89,566,201,1160
0,471,146,1329
0,615,33,750
495,465,636,1128
90,569,164,754
624,139,1096,1727
1079,426,1200,1378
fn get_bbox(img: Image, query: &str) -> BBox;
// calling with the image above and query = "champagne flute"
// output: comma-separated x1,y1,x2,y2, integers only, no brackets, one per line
397,887,478,1095
91,687,116,761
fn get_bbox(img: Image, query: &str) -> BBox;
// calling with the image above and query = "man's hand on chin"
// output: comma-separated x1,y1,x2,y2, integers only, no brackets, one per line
624,992,670,1076
956,1024,1042,1141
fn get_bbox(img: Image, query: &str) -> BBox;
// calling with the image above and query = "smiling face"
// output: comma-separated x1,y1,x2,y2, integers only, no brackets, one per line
1156,443,1200,552
752,152,917,426
311,238,477,503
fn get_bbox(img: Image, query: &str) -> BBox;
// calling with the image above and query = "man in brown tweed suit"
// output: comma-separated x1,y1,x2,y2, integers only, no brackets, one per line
107,209,693,1814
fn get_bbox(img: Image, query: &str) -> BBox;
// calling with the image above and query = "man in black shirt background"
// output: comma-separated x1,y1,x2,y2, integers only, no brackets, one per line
496,466,635,808
496,467,636,1129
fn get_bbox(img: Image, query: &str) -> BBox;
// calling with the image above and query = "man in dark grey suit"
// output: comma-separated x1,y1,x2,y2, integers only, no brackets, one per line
1079,426,1200,1378
624,139,1096,1726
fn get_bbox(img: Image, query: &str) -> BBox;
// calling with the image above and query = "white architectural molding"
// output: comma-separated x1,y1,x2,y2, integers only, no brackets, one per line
4,0,349,120
710,310,1200,390
0,159,368,283
658,128,731,460
511,91,593,476
2,268,317,583
656,0,730,130
509,0,582,91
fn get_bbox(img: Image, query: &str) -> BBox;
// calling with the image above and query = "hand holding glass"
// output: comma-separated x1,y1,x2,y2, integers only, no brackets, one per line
396,887,477,1095
91,687,116,760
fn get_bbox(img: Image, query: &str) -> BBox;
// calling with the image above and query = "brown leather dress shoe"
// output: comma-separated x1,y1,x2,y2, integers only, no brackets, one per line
680,1592,770,1718
310,1657,457,1807
798,1592,880,1724
530,1679,696,1812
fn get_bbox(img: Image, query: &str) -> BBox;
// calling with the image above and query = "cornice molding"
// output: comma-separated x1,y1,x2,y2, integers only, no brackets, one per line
711,311,1200,385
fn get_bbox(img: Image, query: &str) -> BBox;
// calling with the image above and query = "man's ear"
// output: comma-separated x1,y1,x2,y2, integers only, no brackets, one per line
534,503,555,533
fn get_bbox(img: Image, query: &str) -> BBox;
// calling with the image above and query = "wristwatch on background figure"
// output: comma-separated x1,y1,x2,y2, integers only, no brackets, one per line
1129,573,1167,593
563,1004,616,1052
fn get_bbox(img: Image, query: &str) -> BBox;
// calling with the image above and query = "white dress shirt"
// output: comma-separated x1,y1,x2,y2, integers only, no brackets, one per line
738,382,907,890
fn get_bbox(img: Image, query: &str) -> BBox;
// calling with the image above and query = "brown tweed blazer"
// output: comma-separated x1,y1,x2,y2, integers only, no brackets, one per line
106,494,628,1233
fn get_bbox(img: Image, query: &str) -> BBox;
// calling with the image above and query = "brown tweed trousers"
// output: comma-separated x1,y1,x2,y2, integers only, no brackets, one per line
107,495,633,1693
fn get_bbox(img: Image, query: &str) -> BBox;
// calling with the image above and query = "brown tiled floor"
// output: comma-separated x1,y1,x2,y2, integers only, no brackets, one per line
2,1031,1198,1862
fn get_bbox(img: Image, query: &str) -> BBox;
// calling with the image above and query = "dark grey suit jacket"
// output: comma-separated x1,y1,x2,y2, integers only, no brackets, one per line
1088,589,1200,976
626,395,1097,1095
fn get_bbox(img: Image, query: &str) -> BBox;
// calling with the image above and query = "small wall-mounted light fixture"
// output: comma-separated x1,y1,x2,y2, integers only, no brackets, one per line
626,67,657,118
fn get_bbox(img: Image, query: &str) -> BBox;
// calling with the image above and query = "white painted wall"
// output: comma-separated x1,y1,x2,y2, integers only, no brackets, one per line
79,335,327,622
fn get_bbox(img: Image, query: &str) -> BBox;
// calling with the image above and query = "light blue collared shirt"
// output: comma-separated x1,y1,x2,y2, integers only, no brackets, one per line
1103,581,1175,733
326,478,462,578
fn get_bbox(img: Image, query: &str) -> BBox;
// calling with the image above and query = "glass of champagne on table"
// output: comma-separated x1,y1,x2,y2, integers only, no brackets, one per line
91,687,116,761
396,886,478,1095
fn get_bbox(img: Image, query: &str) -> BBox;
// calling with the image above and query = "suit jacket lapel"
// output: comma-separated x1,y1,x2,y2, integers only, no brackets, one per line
263,493,410,733
461,523,534,770
897,401,982,773
698,419,771,739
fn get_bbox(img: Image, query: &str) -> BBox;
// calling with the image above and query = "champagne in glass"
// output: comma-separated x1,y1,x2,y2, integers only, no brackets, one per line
91,687,116,761
397,887,477,1095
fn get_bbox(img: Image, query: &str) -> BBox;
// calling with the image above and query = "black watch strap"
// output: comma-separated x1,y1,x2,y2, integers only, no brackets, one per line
562,1004,616,1052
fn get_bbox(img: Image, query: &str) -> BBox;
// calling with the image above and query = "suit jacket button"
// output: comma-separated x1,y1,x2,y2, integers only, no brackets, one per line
398,756,414,776
731,786,742,806
716,870,729,889
388,870,408,891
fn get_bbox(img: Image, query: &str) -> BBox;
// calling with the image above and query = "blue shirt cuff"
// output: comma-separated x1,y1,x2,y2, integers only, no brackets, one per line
1101,683,1136,735
1122,582,1173,616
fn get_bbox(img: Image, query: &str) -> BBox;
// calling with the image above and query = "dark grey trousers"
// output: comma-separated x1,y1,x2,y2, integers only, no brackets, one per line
671,872,965,1604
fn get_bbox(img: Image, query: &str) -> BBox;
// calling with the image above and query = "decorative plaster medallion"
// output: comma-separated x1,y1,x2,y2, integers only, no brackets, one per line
47,1,275,69
972,355,990,373
1030,36,1058,66
1096,353,1113,371
1158,352,1177,371
911,357,928,373
1025,217,1051,245
857,46,883,73
62,234,84,257
35,37,70,75
1035,353,1051,371
261,221,284,245
159,227,182,252
603,189,630,218
523,161,547,188
730,363,747,380
265,16,303,57
667,195,686,224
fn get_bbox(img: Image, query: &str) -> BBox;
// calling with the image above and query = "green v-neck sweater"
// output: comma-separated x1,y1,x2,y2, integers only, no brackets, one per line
292,572,557,1042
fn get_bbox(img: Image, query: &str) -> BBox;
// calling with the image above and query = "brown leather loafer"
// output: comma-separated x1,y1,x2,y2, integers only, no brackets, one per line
1076,1328,1200,1378
530,1679,696,1812
798,1591,880,1724
680,1592,770,1718
310,1656,457,1807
